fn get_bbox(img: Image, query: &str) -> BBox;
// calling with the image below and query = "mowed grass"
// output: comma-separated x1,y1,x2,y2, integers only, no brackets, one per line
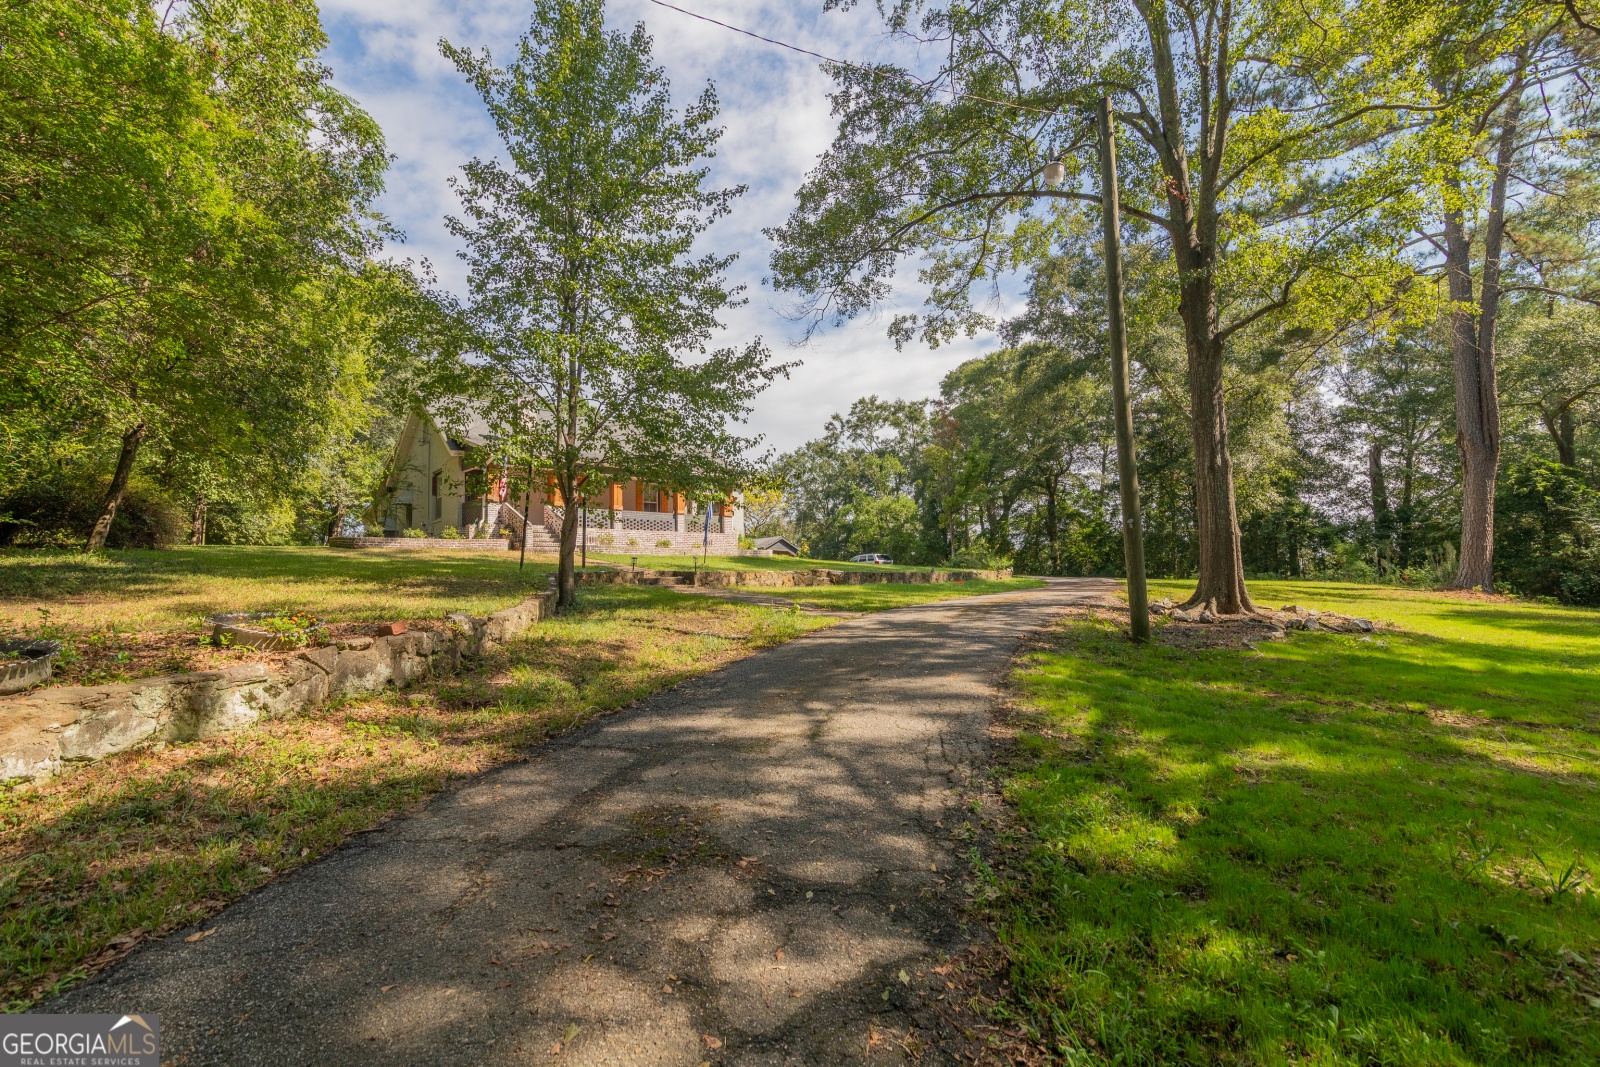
0,546,554,636
759,576,1044,613
0,584,833,1009
991,580,1600,1065
587,552,935,572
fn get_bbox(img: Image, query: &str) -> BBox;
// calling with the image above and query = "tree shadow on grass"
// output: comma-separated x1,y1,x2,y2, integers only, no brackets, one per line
999,618,1600,1065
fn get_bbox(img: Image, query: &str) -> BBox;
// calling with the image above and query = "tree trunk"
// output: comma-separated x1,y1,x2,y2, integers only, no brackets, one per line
1181,330,1252,613
85,422,146,552
1369,442,1394,562
557,495,580,608
324,506,344,543
191,496,207,546
1444,78,1522,591
1044,475,1060,575
1552,408,1578,467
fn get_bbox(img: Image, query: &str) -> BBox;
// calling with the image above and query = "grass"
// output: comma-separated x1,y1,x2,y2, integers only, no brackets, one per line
0,546,553,637
988,579,1600,1065
0,583,834,1009
586,552,948,572
757,576,1044,613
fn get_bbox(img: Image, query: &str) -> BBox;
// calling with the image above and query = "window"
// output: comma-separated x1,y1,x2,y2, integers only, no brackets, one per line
642,487,660,513
431,470,443,521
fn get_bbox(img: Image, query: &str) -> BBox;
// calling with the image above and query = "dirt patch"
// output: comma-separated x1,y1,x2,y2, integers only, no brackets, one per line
1157,614,1289,651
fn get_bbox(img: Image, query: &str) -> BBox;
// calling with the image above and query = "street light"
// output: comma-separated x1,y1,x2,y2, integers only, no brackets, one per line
1042,159,1066,187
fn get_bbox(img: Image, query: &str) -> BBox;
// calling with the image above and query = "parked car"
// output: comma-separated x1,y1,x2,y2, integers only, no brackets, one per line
850,553,894,565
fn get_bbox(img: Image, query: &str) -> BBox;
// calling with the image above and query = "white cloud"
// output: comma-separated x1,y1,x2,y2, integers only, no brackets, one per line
321,0,1021,451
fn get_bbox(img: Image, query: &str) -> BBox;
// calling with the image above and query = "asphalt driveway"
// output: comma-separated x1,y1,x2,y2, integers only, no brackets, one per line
50,578,1119,1065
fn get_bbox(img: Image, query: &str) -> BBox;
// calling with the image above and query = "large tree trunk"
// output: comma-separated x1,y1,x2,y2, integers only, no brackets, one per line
85,422,146,552
1444,79,1522,591
1369,442,1394,561
1181,329,1252,613
191,495,207,546
1548,408,1578,467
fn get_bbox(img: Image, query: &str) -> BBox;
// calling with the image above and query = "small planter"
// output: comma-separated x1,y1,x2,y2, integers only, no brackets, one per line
0,640,62,696
208,612,327,652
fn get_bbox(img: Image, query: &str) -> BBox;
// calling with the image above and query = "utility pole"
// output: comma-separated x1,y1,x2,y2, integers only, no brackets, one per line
1096,97,1151,642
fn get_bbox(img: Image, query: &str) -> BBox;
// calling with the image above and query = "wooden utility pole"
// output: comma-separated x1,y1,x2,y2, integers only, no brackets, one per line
1096,97,1151,642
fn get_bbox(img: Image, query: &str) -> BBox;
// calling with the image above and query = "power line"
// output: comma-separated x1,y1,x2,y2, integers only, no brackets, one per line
640,0,1068,119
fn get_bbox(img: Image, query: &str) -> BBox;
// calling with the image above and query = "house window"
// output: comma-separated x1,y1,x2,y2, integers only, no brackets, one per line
642,487,660,513
431,470,443,521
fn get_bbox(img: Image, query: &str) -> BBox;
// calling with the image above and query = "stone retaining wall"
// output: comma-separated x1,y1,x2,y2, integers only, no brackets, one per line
328,536,510,551
0,589,557,784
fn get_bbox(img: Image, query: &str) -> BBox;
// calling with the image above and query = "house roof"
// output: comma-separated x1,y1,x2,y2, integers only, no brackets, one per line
752,536,799,555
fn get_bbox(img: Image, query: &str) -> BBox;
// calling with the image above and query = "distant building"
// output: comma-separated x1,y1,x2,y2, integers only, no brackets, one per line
369,409,744,554
751,536,799,557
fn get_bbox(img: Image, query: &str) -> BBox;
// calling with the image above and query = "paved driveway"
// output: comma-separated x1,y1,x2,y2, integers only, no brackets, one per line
51,578,1119,1065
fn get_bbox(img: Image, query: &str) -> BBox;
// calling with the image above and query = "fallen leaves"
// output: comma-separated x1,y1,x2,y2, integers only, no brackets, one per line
184,928,217,943
702,1034,722,1049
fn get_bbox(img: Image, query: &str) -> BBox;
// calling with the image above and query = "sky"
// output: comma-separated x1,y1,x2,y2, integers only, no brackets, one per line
318,0,1022,453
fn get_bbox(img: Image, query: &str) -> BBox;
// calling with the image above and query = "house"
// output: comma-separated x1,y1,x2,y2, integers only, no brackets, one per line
368,409,745,554
751,536,799,557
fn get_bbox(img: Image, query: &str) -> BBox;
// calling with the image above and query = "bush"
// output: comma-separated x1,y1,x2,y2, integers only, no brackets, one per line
402,528,427,539
0,471,182,549
439,526,462,540
1495,460,1600,605
951,543,1013,571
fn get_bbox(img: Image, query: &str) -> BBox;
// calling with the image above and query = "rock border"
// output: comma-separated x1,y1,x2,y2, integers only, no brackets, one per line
0,588,558,785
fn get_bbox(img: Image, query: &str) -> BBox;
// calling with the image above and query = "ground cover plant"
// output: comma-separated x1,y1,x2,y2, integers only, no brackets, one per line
0,547,552,685
0,583,833,1009
988,580,1600,1064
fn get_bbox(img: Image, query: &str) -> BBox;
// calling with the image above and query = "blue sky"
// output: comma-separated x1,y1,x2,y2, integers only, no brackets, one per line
319,0,1020,452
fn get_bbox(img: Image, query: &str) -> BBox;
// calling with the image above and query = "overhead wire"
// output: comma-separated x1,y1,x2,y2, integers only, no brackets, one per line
639,0,1070,119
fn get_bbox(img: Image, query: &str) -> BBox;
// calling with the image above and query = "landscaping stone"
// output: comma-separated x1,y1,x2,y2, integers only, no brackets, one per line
377,622,408,637
0,588,560,784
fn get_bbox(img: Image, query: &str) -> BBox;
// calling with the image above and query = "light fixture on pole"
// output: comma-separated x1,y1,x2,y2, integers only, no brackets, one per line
1042,158,1066,187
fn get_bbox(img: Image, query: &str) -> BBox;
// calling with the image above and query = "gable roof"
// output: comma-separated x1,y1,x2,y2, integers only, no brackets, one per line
752,536,799,556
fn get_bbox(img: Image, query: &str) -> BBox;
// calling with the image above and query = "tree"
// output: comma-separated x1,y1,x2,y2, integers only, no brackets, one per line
442,0,785,607
772,0,1438,612
1502,302,1600,466
0,0,389,551
1416,3,1600,587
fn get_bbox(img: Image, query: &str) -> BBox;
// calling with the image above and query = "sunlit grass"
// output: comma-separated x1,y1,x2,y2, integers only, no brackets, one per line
586,552,941,572
757,577,1045,613
0,546,554,637
993,582,1600,1064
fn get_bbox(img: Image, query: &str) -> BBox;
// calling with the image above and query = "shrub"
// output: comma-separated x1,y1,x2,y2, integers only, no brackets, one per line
0,471,181,549
1495,460,1600,605
402,528,427,539
439,526,462,540
951,543,1013,571
656,538,672,548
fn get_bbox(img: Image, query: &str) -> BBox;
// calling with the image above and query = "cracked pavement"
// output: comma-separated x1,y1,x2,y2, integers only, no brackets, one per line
49,578,1119,1065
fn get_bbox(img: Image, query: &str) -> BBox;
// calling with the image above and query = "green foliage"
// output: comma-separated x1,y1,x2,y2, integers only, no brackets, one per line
1495,459,1600,604
441,0,786,603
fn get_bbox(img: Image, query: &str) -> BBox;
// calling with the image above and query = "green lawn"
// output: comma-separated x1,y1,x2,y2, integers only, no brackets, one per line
759,576,1044,613
991,580,1600,1065
586,552,943,573
0,546,551,636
